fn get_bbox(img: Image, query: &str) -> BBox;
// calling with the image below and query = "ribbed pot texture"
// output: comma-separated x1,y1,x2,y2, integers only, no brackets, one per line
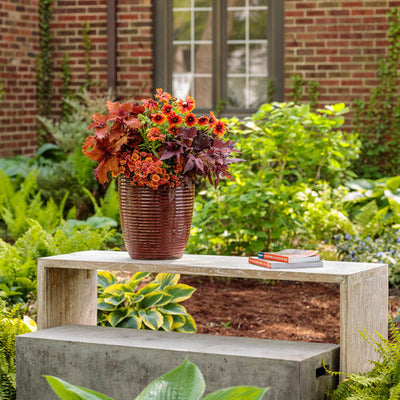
118,176,195,259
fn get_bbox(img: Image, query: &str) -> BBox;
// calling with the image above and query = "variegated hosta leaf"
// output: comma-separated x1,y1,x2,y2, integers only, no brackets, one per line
127,271,151,290
158,303,188,315
97,298,116,311
164,284,196,303
103,295,125,306
120,315,142,329
149,292,173,308
103,283,128,296
154,273,180,290
175,314,197,333
136,282,162,296
172,314,186,330
126,293,144,304
161,314,173,331
138,292,165,309
107,310,127,327
97,271,118,289
139,309,163,330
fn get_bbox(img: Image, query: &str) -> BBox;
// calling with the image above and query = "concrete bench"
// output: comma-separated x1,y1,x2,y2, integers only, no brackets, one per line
36,251,388,375
17,324,339,400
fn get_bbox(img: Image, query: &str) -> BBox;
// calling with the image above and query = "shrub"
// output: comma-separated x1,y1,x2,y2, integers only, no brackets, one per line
333,230,400,288
0,170,67,242
45,358,269,400
188,102,359,255
0,220,116,306
0,300,36,400
343,176,400,237
330,323,400,399
97,271,196,332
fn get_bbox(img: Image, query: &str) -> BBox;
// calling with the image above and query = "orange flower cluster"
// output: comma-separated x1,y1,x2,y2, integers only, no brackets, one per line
83,88,240,190
120,150,180,190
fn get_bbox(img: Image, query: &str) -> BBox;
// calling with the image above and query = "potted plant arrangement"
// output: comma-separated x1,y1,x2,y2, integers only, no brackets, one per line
82,89,241,259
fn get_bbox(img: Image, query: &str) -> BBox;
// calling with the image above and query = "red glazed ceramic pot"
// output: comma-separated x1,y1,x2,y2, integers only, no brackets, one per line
118,176,195,259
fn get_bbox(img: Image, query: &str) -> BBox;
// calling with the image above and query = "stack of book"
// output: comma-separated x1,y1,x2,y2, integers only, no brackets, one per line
248,249,323,269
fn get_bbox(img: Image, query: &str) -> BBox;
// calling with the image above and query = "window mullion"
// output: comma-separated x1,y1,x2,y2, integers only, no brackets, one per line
213,0,226,110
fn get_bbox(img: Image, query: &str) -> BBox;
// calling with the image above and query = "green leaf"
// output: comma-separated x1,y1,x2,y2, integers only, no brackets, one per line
44,375,114,400
120,315,142,329
159,303,188,315
97,299,116,311
103,294,125,306
175,314,197,333
97,271,117,289
164,284,196,303
136,283,161,296
135,359,205,400
172,314,186,329
138,292,165,309
127,272,151,290
107,310,127,327
153,273,180,290
161,314,173,331
139,309,163,330
345,179,374,191
386,176,400,191
203,386,269,400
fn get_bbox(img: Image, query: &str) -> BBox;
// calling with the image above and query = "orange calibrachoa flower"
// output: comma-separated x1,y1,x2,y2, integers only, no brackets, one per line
147,127,165,142
83,89,243,190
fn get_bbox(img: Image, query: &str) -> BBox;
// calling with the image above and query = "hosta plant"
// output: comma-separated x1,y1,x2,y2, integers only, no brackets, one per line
45,358,269,400
97,271,196,332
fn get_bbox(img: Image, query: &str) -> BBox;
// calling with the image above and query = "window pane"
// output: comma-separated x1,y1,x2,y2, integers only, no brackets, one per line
249,43,267,74
249,78,268,108
195,44,212,73
195,10,212,41
173,0,187,8
249,0,267,5
227,45,245,74
173,11,191,41
194,0,211,7
227,0,246,6
227,77,246,108
249,9,268,40
227,10,246,41
173,75,193,100
173,45,191,73
195,78,212,108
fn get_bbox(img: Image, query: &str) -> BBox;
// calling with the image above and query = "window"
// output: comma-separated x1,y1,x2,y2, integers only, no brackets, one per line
154,0,284,113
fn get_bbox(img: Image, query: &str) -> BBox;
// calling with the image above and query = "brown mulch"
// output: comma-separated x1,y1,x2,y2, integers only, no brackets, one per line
180,276,400,343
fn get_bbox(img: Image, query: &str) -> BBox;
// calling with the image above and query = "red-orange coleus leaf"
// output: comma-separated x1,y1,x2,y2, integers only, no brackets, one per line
88,113,109,140
82,130,129,185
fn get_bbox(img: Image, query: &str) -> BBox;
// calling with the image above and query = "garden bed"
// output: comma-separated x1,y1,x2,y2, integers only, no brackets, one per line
180,276,400,343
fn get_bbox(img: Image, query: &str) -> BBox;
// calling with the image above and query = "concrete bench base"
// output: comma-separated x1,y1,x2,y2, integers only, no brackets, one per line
16,325,339,400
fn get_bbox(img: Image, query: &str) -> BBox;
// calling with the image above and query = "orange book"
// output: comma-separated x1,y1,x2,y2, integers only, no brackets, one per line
248,257,323,269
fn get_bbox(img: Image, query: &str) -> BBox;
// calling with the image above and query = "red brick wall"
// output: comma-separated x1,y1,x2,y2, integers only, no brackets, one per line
116,0,153,100
2,1,400,156
285,0,400,111
0,0,39,157
51,0,153,106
